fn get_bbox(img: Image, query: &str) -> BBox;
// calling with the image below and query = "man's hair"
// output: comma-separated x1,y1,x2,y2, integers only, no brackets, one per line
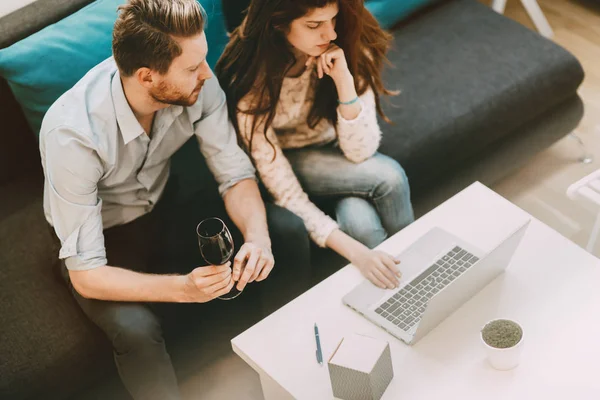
112,0,206,77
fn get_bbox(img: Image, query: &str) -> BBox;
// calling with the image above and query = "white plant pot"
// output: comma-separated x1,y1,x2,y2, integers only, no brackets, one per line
480,319,524,371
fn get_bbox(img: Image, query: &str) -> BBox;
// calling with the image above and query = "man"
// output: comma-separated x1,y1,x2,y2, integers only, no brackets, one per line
39,1,311,399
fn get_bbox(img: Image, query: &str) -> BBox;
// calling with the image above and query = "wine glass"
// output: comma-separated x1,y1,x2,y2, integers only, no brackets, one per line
196,217,240,300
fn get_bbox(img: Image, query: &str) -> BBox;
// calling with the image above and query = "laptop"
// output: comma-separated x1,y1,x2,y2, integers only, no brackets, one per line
343,220,530,345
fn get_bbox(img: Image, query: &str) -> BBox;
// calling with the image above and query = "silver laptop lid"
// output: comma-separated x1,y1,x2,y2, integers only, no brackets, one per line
410,219,530,344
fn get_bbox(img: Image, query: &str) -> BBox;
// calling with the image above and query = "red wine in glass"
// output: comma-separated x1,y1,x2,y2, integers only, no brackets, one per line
196,217,240,300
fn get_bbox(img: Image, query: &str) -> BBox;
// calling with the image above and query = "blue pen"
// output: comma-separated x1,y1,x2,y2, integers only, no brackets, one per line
314,323,323,365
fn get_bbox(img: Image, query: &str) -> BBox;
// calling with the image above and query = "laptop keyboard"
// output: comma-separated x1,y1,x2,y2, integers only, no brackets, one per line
374,246,479,332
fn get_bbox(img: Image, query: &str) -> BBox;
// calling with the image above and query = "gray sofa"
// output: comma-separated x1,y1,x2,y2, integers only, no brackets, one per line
0,0,584,399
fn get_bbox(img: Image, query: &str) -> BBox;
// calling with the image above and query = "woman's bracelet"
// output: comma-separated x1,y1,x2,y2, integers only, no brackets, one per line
337,96,359,106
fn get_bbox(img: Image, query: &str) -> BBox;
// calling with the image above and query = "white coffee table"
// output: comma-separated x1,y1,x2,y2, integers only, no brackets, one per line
232,182,600,400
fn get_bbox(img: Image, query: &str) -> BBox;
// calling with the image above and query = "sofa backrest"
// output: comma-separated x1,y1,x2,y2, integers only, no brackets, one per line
0,0,93,48
0,0,93,185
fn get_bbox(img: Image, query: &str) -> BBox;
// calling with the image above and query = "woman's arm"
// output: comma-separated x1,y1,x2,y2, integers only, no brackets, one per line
315,46,382,163
237,106,400,289
237,109,338,247
335,84,382,163
326,230,401,290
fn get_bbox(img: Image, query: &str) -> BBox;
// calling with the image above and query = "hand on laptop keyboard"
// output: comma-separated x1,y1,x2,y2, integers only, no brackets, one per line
351,249,402,290
373,246,479,332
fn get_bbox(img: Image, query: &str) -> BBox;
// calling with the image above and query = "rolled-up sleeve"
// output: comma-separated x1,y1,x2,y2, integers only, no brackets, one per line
44,128,107,271
193,76,256,196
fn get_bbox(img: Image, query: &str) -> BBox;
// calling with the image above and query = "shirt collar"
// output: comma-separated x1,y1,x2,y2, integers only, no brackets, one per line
111,70,145,145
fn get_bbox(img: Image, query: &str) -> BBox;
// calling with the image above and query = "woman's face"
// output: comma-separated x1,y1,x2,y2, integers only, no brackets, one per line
286,2,339,58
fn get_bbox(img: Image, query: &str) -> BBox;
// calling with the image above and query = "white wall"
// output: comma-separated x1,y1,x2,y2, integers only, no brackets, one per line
0,0,39,18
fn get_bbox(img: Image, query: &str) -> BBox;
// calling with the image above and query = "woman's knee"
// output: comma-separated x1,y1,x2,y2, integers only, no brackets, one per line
370,155,411,200
336,197,387,249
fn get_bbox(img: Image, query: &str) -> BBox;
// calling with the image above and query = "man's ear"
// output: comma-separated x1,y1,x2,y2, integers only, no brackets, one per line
134,67,155,89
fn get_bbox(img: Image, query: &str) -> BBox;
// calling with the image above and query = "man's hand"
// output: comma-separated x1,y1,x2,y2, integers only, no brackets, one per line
183,263,235,302
221,178,274,291
233,241,275,291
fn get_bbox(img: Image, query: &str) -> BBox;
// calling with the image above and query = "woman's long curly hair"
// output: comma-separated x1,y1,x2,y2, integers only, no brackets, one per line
215,0,394,152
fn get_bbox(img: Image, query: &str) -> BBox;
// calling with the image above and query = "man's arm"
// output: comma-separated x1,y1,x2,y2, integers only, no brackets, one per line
70,264,234,303
43,127,231,303
193,76,275,291
222,179,276,290
70,266,187,301
223,178,270,247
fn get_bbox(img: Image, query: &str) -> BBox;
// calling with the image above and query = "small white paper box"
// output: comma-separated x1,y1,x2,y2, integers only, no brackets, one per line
327,333,394,400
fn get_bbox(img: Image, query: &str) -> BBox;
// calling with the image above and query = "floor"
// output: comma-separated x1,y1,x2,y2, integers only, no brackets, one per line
491,0,600,254
167,1,600,399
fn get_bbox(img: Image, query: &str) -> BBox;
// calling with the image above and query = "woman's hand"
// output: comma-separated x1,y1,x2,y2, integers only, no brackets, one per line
351,248,402,290
325,230,401,290
306,44,360,120
306,43,351,84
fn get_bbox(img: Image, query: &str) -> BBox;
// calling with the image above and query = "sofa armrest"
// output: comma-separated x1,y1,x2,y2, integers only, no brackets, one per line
0,78,42,185
0,0,93,48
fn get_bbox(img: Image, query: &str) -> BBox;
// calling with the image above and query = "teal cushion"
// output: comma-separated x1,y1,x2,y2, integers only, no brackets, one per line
0,0,229,135
366,0,436,29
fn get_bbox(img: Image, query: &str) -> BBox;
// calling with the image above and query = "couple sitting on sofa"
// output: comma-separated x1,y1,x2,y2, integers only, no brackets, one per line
41,0,414,398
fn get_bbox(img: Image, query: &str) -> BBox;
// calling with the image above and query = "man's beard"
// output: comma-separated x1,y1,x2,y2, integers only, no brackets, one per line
150,80,205,107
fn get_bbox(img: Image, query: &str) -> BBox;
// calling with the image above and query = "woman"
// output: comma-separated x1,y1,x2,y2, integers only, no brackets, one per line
216,0,414,290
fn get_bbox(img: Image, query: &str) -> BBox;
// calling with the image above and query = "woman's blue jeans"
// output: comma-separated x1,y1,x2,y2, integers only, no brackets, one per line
285,146,415,249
